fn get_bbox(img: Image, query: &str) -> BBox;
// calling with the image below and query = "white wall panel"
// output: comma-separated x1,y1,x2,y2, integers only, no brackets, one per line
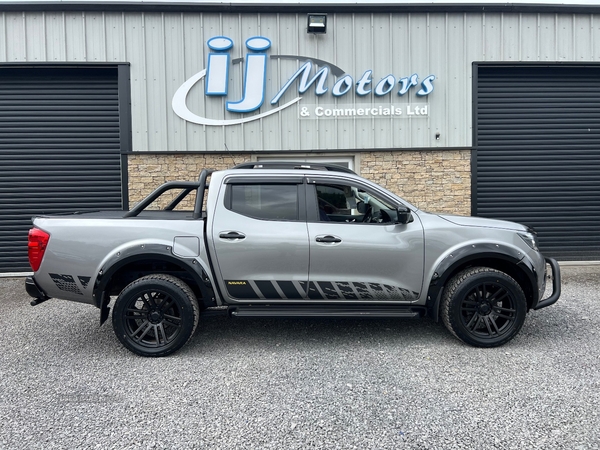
164,13,187,151
574,15,593,61
44,13,66,61
203,13,228,152
3,10,600,151
502,14,520,61
557,14,574,60
520,14,538,61
64,12,85,61
0,16,4,61
539,14,557,60
85,13,106,61
182,14,205,151
447,14,467,146
104,13,126,61
5,13,26,60
25,13,45,61
145,13,168,151
123,13,148,150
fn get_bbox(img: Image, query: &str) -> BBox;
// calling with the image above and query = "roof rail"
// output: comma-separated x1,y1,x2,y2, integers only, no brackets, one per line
232,161,356,174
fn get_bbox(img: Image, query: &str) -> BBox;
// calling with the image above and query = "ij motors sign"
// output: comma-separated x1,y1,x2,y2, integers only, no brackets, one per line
172,36,435,126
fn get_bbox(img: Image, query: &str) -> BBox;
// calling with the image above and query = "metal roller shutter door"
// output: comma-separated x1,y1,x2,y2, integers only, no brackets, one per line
0,67,124,273
474,64,600,261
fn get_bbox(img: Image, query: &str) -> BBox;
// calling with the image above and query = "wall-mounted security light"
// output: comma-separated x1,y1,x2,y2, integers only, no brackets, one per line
307,14,327,34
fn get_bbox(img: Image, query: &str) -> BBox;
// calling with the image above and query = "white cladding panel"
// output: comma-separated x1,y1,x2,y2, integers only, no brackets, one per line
2,11,600,151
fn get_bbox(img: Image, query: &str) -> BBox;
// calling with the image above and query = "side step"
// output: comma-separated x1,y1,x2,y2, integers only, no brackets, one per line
230,305,423,319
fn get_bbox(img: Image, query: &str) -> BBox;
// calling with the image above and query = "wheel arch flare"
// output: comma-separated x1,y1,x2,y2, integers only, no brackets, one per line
426,243,540,322
93,241,217,324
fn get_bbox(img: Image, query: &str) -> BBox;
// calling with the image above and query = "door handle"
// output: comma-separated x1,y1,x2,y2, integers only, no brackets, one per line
219,231,246,240
316,235,342,243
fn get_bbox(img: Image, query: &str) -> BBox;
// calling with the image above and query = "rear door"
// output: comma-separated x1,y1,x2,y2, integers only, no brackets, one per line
209,176,309,302
306,177,425,302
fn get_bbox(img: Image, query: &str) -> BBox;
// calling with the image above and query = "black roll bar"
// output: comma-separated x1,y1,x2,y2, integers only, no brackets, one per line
123,169,214,218
164,188,195,211
193,169,214,219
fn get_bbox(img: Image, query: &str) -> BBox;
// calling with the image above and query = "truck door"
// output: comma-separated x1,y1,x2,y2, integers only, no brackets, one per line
306,178,425,302
209,176,309,302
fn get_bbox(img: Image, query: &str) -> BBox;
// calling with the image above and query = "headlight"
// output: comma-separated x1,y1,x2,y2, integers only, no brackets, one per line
518,232,539,251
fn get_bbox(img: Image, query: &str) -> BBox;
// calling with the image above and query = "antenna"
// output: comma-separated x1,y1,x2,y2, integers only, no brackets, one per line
224,142,239,167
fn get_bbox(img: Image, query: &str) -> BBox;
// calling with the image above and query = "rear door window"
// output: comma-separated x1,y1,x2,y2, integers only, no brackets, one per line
227,184,299,221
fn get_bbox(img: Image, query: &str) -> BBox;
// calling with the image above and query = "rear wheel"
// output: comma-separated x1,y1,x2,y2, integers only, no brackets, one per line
112,274,199,357
441,267,527,347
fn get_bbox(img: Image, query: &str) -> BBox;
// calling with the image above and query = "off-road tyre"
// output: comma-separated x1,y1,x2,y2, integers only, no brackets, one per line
112,274,200,357
441,267,527,348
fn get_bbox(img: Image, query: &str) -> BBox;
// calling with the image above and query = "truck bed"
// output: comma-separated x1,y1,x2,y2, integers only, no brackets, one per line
34,210,202,220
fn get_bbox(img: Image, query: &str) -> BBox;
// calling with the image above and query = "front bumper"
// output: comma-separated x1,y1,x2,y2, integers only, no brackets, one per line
533,258,561,310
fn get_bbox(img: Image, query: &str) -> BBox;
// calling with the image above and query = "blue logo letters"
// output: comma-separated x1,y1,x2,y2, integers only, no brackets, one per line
201,35,435,114
226,37,271,113
205,36,233,96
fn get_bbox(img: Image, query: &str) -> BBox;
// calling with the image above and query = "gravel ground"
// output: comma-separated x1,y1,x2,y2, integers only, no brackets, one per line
0,266,599,450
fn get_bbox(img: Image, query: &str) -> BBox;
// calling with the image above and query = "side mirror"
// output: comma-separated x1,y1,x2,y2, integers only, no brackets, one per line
395,206,412,224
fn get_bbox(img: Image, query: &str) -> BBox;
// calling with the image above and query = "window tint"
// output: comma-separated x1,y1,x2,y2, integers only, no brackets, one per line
229,184,298,221
316,185,353,215
316,183,396,223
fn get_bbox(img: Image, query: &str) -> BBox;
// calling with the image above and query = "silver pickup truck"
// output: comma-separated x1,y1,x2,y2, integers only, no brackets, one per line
25,162,561,356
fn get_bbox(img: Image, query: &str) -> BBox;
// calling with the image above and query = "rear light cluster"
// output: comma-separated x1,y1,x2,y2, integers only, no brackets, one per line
28,228,50,272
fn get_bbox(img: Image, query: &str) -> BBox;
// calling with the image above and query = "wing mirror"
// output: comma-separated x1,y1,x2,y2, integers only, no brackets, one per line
395,206,413,224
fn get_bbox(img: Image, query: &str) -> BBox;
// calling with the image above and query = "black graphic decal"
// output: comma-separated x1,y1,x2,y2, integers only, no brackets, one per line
307,282,324,300
316,281,340,299
49,273,82,295
78,276,91,290
353,282,373,299
240,279,417,302
225,280,259,299
335,282,358,300
255,281,281,299
297,281,308,297
277,281,303,299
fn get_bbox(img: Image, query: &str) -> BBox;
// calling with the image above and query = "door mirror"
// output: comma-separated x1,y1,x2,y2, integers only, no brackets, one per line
395,206,412,224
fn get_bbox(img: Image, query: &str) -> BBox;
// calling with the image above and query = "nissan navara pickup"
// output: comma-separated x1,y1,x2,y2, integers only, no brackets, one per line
25,162,561,356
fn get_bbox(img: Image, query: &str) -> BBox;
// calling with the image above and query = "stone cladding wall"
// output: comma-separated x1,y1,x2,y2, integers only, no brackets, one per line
360,150,471,215
127,154,243,210
127,150,471,214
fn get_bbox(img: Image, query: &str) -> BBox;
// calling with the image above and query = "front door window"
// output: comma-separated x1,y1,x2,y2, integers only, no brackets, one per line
315,183,398,224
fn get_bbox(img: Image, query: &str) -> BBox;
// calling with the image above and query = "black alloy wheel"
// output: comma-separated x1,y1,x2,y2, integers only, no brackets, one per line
112,274,199,357
441,267,527,347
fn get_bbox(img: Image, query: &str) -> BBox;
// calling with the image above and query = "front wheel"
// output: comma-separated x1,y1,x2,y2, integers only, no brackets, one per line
441,267,527,347
112,274,200,357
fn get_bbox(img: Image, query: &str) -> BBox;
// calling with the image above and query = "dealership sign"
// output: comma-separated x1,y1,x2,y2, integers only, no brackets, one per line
299,104,429,119
172,36,435,126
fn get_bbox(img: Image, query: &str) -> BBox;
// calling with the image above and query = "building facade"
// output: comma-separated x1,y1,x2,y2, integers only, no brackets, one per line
2,1,600,272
